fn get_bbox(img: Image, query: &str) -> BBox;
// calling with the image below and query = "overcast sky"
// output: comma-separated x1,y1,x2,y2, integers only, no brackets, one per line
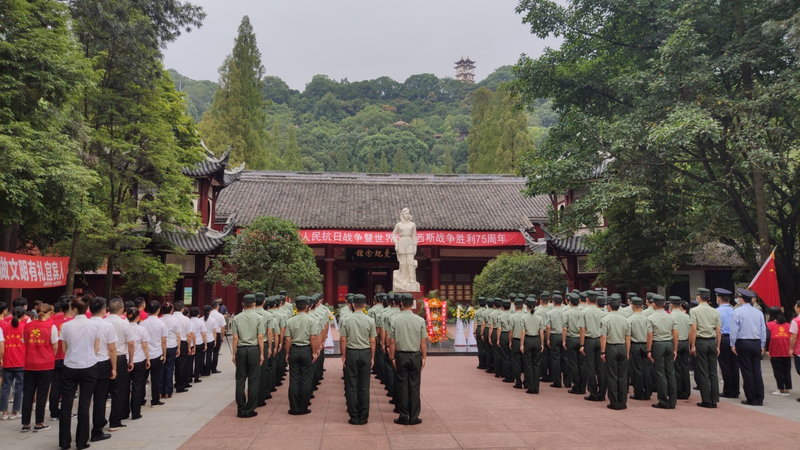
162,0,562,91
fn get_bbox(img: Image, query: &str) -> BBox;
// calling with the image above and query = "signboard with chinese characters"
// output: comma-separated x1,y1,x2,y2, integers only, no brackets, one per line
299,230,525,247
345,248,397,262
166,254,196,274
0,251,69,288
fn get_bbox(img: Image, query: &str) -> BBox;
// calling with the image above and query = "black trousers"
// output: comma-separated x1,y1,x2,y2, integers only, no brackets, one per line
652,340,677,408
718,335,740,397
129,361,147,419
109,355,129,426
91,360,112,437
522,335,542,393
22,369,52,426
584,337,606,400
258,342,270,404
212,333,223,372
550,333,563,387
736,339,764,404
395,351,422,422
540,336,552,381
476,327,485,368
344,348,371,423
605,344,628,410
235,346,260,416
49,359,64,419
288,345,313,414
149,357,163,405
491,330,501,376
483,328,494,371
629,342,652,399
59,365,97,450
675,340,691,398
566,336,585,393
768,357,791,390
499,331,511,380
510,338,523,385
695,338,719,404
175,341,189,390
203,341,214,376
193,345,205,381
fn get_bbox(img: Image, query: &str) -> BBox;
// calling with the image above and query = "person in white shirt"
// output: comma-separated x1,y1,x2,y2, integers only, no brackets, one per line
173,302,194,393
126,308,150,421
140,301,167,407
158,303,180,398
189,307,207,383
202,305,217,377
105,298,134,432
209,300,226,374
58,297,100,450
88,298,117,443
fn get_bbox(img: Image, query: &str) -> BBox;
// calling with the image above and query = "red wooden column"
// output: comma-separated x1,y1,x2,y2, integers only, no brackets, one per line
324,245,336,303
193,254,206,308
430,246,441,293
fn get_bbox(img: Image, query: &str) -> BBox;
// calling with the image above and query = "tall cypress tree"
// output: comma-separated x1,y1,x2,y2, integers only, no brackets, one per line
198,16,268,167
282,125,304,171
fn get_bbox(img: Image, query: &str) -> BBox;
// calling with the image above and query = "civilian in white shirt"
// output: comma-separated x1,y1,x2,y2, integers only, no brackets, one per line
105,298,134,432
58,297,100,450
189,307,208,383
158,303,180,398
173,302,194,392
209,300,226,374
88,298,117,443
126,308,150,421
140,301,167,407
202,305,217,377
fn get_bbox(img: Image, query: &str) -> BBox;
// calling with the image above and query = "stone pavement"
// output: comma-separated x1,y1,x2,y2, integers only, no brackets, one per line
2,348,797,450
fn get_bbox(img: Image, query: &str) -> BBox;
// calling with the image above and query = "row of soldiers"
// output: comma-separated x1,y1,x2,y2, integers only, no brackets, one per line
230,292,333,418
474,288,726,410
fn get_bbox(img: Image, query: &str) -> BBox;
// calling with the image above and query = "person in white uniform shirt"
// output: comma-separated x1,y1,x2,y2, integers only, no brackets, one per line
126,308,150,421
158,303,180,398
189,307,208,383
88,297,117,443
105,298,134,432
209,300,226,374
140,301,167,407
58,297,100,450
202,305,217,377
173,302,194,393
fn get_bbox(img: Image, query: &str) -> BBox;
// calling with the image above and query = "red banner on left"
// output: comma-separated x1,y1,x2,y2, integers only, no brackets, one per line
0,252,69,289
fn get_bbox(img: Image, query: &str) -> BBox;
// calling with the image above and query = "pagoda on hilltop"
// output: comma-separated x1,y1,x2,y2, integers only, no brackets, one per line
455,56,476,83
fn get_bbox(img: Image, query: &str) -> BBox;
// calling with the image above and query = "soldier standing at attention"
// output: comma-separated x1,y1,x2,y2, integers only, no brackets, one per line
389,293,427,426
380,294,401,405
536,292,552,383
619,293,636,318
231,294,265,418
497,298,514,383
484,299,498,375
475,297,487,370
600,297,631,410
253,293,273,407
731,288,766,406
714,288,739,398
669,296,691,399
340,294,376,425
521,297,544,394
647,294,678,409
689,288,721,408
509,297,527,389
627,297,652,401
546,294,565,388
367,294,383,376
563,293,586,394
581,291,606,402
285,296,319,415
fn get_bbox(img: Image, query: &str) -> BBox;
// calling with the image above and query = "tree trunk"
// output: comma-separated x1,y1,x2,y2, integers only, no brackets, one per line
105,253,115,299
752,169,771,263
65,227,81,296
0,224,19,304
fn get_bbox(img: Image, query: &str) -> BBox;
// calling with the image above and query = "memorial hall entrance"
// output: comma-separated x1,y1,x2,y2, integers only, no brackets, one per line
347,265,393,305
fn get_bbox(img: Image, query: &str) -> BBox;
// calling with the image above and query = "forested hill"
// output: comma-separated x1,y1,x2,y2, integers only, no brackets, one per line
168,66,555,174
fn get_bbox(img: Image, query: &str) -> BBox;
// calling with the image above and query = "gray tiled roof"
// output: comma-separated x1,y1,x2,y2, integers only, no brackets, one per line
215,171,551,231
549,235,589,254
157,218,237,254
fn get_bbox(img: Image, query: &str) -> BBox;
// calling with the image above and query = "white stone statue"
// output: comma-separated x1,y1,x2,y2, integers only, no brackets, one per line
391,208,420,292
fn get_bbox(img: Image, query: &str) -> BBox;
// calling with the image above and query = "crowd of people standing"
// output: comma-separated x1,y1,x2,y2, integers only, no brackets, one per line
0,295,228,450
472,287,800,411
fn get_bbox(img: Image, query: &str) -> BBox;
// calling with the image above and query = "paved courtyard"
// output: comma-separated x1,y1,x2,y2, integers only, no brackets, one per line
2,345,798,450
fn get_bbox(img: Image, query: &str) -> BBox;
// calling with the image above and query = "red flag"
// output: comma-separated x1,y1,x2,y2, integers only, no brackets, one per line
748,251,780,308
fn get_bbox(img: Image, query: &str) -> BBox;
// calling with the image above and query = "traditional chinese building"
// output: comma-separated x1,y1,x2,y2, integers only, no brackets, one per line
455,57,476,83
214,171,550,307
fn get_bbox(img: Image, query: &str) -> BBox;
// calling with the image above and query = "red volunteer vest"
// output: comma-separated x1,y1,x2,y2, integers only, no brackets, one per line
0,320,26,368
24,320,56,371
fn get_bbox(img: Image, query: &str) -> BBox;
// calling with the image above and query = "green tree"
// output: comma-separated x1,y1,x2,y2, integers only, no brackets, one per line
393,147,412,173
198,16,268,168
512,0,800,310
336,147,349,172
379,152,389,173
206,216,322,295
468,87,533,174
281,125,304,171
473,252,564,302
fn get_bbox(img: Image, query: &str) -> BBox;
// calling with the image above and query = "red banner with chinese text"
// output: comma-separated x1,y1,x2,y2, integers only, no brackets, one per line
299,229,525,247
0,252,69,288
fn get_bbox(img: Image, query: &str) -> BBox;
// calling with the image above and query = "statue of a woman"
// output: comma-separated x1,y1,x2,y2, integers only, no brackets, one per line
391,208,420,292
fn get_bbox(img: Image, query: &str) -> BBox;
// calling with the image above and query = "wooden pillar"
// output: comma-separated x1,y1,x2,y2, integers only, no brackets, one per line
193,254,205,308
430,246,441,293
324,245,336,303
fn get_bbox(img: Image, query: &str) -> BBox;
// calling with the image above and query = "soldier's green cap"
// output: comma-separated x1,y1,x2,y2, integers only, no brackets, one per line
243,294,256,304
627,292,637,299
645,292,655,300
597,297,607,307
552,290,561,295
353,294,367,304
552,294,563,302
278,290,287,296
514,297,524,305
586,290,598,298
540,290,551,298
668,296,683,304
295,296,310,306
477,296,485,301
579,291,587,299
630,296,643,305
568,293,580,304
517,293,526,299
610,293,621,300
502,298,511,305
508,293,517,299
526,296,536,302
697,288,711,297
572,289,580,294
608,298,621,307
255,292,265,301
400,293,414,305
651,294,666,304
312,293,322,301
